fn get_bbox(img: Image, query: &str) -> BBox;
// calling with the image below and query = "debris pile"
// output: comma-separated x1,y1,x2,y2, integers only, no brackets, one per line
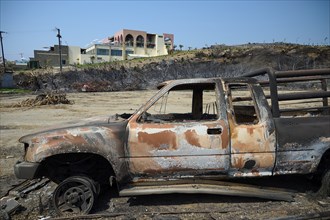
12,93,74,107
0,178,56,219
72,80,112,92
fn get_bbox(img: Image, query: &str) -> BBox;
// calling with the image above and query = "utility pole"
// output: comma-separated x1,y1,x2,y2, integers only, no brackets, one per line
0,31,7,70
55,27,62,73
108,37,112,62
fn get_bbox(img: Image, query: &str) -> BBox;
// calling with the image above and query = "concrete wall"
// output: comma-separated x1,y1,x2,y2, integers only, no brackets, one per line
34,45,69,67
156,35,168,56
146,48,157,56
163,33,174,50
68,46,81,65
135,47,146,56
81,54,92,64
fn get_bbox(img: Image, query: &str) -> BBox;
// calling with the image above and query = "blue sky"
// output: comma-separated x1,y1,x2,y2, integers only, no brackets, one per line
1,0,329,61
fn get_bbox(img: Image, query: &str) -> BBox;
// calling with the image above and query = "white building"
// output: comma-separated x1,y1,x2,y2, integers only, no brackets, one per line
32,29,174,67
69,29,174,65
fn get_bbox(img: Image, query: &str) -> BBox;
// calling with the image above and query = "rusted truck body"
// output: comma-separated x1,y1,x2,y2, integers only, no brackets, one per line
14,68,330,215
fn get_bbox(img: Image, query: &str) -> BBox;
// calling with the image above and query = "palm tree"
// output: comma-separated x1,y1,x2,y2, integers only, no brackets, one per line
179,45,184,50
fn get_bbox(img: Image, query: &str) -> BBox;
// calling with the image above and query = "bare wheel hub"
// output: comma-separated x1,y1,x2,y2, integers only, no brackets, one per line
53,176,98,215
64,187,84,206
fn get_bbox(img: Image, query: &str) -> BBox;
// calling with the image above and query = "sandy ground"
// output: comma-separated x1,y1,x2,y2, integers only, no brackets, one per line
1,91,329,220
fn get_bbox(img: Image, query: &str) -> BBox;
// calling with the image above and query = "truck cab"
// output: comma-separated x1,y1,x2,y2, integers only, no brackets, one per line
126,77,276,179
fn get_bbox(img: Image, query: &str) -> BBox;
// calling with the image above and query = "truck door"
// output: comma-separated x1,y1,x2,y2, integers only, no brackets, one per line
226,82,276,177
127,81,230,177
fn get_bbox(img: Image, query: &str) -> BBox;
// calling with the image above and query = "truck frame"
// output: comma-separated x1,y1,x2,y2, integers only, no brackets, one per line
14,67,330,216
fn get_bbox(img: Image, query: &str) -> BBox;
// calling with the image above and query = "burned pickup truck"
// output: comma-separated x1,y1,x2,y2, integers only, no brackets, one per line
14,68,330,215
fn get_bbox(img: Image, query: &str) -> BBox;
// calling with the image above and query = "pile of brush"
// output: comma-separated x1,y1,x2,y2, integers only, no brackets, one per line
13,92,74,107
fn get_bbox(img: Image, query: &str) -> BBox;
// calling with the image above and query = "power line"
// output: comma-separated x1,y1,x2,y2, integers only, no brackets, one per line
4,30,53,34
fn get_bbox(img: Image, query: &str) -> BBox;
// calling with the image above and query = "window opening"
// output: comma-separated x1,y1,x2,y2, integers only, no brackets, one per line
229,84,259,124
139,83,218,123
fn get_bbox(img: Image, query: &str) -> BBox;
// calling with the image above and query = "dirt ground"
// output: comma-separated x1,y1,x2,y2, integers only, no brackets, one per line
0,91,329,220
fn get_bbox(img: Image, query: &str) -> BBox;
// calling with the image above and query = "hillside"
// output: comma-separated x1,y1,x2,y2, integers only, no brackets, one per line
13,43,330,92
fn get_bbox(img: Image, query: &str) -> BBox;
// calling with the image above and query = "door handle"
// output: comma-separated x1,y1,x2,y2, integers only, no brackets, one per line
207,128,222,135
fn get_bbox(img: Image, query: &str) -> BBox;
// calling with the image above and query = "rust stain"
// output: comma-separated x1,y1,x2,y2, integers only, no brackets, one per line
231,131,238,140
258,154,275,168
205,120,229,150
219,121,229,150
129,158,162,174
251,169,260,176
247,127,254,135
138,130,177,149
26,134,87,161
233,156,244,168
231,153,275,170
184,130,202,147
231,125,267,153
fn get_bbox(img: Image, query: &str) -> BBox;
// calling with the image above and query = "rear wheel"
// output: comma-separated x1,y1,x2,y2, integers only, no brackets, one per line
52,176,99,216
317,169,330,198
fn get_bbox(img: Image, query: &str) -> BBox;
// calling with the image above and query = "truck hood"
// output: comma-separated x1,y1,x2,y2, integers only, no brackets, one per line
19,114,129,143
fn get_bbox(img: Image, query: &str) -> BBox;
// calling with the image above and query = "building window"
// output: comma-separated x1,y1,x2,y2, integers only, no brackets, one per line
125,34,134,47
97,49,109,55
136,35,144,47
126,50,133,55
111,49,122,56
62,60,66,65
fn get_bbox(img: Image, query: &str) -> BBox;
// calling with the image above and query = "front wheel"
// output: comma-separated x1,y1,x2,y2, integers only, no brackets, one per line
52,176,99,216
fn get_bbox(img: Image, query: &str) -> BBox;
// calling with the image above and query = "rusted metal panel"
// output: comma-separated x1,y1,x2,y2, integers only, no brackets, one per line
274,117,330,175
119,179,295,202
225,82,276,177
127,120,230,176
127,78,230,177
229,121,276,177
19,115,129,182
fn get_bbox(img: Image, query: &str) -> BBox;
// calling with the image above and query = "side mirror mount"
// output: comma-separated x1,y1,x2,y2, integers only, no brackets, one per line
140,112,150,122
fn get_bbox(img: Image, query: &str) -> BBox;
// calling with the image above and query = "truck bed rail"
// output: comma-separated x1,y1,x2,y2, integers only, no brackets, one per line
242,68,330,117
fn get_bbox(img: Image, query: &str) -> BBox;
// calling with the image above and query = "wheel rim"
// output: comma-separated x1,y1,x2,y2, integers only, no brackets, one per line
53,177,95,215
